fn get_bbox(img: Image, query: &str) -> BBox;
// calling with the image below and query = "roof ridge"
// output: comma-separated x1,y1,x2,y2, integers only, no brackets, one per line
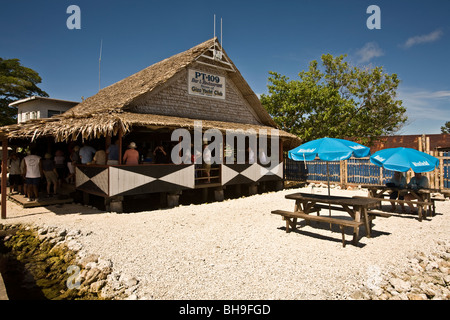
62,38,216,118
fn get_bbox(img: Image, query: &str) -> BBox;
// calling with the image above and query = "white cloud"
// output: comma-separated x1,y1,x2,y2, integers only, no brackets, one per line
398,88,450,121
402,29,443,49
355,42,384,63
397,87,450,134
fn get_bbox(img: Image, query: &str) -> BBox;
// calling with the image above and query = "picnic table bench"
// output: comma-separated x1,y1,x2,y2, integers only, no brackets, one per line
352,195,430,221
360,185,445,221
271,193,380,247
271,209,363,247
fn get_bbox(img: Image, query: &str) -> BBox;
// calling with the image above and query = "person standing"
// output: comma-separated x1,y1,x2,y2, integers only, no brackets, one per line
54,149,66,187
66,145,80,184
7,153,22,194
42,153,58,197
22,149,43,202
202,142,212,183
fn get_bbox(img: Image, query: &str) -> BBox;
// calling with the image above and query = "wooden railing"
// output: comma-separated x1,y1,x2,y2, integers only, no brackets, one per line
284,152,450,190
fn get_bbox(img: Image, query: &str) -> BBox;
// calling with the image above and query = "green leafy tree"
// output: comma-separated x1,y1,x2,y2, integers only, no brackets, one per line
441,121,450,134
0,58,48,126
260,54,407,145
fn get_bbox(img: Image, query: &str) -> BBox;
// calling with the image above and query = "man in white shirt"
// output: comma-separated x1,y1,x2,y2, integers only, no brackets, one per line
23,150,43,201
202,142,212,183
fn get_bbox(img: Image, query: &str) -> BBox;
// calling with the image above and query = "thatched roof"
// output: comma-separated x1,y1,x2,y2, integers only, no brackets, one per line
1,111,300,146
0,38,300,147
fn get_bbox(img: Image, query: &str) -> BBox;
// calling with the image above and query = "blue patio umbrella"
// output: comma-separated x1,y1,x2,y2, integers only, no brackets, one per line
370,147,439,173
288,137,370,219
288,137,370,162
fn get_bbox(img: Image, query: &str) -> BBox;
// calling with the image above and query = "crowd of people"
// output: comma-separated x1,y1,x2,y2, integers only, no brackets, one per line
3,146,79,202
1,139,189,201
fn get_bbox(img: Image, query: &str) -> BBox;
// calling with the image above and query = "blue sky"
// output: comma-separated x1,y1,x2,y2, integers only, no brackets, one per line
1,0,449,135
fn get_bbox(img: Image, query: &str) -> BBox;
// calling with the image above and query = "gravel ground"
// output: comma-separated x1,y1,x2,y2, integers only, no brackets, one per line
2,185,449,300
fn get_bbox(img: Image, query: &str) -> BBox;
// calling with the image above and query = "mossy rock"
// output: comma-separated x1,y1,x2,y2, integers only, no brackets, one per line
57,289,79,300
42,287,62,300
36,278,60,288
3,224,103,300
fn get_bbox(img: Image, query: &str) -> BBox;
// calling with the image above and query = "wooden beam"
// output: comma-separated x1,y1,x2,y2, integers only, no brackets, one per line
1,138,8,219
118,128,123,165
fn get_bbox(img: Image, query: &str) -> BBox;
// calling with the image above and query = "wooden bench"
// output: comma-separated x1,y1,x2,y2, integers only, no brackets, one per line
366,210,392,218
271,210,363,247
353,196,431,221
310,204,349,212
430,197,446,215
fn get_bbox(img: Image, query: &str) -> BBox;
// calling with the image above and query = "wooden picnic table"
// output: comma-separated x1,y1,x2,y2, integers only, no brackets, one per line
278,192,380,246
360,184,442,221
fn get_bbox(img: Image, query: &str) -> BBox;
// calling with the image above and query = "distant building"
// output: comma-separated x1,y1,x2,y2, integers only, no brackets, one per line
371,134,450,153
9,96,79,124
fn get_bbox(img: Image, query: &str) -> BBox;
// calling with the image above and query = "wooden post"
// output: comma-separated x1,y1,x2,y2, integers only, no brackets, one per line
118,128,123,165
105,135,111,152
279,138,284,185
425,137,431,186
439,152,444,190
1,138,8,219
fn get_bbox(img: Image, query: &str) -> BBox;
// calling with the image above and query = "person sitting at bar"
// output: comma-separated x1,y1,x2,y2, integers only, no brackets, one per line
93,149,107,165
79,143,96,164
387,171,406,212
106,139,120,165
153,143,167,164
404,172,429,214
123,142,139,165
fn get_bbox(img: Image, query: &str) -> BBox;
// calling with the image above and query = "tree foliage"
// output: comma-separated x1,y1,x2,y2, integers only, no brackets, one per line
441,121,450,134
260,54,407,145
0,58,48,126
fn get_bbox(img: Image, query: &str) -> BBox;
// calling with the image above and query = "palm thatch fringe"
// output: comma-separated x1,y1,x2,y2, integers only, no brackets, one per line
0,111,300,146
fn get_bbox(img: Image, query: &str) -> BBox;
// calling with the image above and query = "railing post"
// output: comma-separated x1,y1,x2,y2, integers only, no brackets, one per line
439,151,444,189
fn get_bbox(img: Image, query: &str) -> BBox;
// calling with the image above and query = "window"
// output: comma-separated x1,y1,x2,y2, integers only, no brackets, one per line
48,110,62,118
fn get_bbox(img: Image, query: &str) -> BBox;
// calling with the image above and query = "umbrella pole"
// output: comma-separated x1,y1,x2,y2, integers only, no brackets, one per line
327,162,332,230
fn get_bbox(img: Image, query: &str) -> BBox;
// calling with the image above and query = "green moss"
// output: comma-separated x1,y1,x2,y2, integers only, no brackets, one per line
1,224,104,300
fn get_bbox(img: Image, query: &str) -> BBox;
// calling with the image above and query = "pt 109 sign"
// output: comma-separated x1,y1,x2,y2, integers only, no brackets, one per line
188,69,225,100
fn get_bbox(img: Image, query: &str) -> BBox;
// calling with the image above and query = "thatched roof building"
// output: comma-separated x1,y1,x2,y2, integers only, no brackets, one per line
0,38,302,214
1,38,299,147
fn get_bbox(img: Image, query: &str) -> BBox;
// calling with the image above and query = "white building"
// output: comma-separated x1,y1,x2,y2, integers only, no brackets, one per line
9,96,79,124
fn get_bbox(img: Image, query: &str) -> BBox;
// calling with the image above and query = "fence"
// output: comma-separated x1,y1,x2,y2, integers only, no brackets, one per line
284,151,450,189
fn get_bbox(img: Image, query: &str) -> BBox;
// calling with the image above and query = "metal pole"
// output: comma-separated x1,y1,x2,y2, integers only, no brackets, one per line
327,162,331,230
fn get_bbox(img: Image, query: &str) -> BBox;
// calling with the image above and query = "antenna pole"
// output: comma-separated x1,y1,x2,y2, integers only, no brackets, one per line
99,39,103,92
221,18,223,52
214,14,216,39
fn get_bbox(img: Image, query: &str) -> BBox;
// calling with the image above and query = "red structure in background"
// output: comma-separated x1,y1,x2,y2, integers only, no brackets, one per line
370,134,450,153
